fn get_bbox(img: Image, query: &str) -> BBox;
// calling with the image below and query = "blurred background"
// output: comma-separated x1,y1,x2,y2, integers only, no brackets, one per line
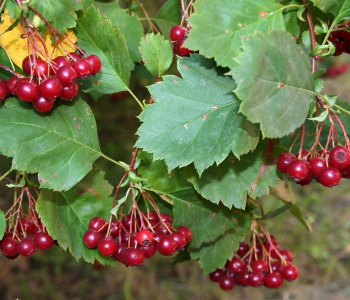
1,1,350,299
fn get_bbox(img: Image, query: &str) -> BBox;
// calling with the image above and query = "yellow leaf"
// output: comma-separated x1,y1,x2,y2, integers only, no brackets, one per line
0,10,77,69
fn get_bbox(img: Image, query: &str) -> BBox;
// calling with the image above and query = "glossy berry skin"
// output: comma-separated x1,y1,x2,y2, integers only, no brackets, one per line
32,96,54,113
219,276,235,291
157,236,177,256
0,82,8,100
113,244,127,262
18,238,36,257
83,229,101,248
309,157,327,177
86,55,102,74
16,81,39,102
276,152,297,173
88,217,107,232
318,167,342,187
209,269,225,282
33,59,49,78
22,55,35,76
265,272,284,289
40,77,62,99
68,52,82,63
236,241,249,257
137,229,153,246
333,40,344,56
1,238,19,257
282,264,299,281
177,226,192,243
329,146,350,169
138,240,157,258
72,59,93,78
170,25,187,42
170,231,187,250
7,76,18,94
110,219,121,238
279,249,293,262
123,248,145,266
60,83,79,100
34,232,54,250
152,231,164,243
97,236,118,256
228,257,246,274
146,211,159,222
249,271,265,287
52,56,70,70
174,37,193,56
159,213,172,223
237,270,251,286
287,160,311,183
56,66,77,86
251,259,268,273
17,217,35,234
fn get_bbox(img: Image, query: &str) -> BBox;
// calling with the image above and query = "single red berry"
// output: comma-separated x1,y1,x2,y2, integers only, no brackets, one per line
177,226,192,243
7,76,18,94
309,157,327,177
138,240,157,258
279,249,293,262
0,81,8,100
170,231,187,250
318,166,342,187
17,217,35,234
174,37,193,56
34,232,54,250
97,236,118,256
329,146,350,169
22,55,36,75
18,237,36,257
154,222,172,235
16,81,39,102
40,77,62,99
113,244,127,262
68,52,82,63
209,269,225,282
136,229,153,246
332,30,350,42
228,257,246,274
86,55,102,74
123,248,145,266
60,83,79,101
157,236,177,256
251,259,268,273
219,275,235,291
152,231,164,243
265,272,284,289
88,217,107,233
110,219,121,238
32,96,54,112
159,213,172,223
33,59,49,78
72,59,93,78
276,152,297,173
1,238,19,257
170,25,187,42
236,241,250,257
249,271,265,287
56,66,78,86
83,229,101,249
52,56,70,70
237,270,251,286
282,264,299,281
287,159,311,183
146,211,159,222
333,40,344,56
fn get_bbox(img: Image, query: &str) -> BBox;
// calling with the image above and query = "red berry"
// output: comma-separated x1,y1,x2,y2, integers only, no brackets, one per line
16,81,39,102
177,226,192,243
22,55,35,75
344,39,350,54
228,257,246,274
251,259,268,273
276,152,297,173
237,270,251,286
32,96,54,112
34,232,54,250
333,40,344,56
60,83,79,100
282,264,299,281
209,269,225,282
72,59,93,78
170,231,187,250
33,59,49,78
219,275,235,291
17,217,35,234
97,236,118,256
287,159,311,183
56,66,77,86
18,237,36,257
0,82,8,100
157,236,177,256
174,37,193,56
138,240,157,258
7,76,18,94
159,213,172,223
113,244,127,262
152,231,164,243
86,55,102,74
110,219,121,238
40,77,62,99
309,157,327,177
265,272,284,289
88,217,107,233
83,229,101,248
329,146,350,169
170,25,187,42
1,238,19,257
52,56,70,70
146,211,159,222
279,249,293,262
68,52,82,63
123,248,145,266
136,229,153,246
236,241,250,257
318,166,342,187
249,271,265,287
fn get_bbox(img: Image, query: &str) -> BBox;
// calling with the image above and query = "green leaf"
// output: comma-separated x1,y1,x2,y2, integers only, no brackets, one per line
308,109,328,122
30,0,82,33
185,0,286,69
0,98,102,191
139,33,173,78
190,230,245,275
0,211,5,240
184,140,283,209
171,188,251,248
259,202,291,220
76,5,130,94
0,48,24,80
153,0,181,40
311,0,350,22
137,153,191,193
136,54,260,175
36,167,114,265
232,31,315,138
94,1,144,63
315,78,324,93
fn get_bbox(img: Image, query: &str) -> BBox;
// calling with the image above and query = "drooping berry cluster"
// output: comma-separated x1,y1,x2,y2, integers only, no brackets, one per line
328,24,350,56
277,145,350,187
170,25,193,56
0,187,54,259
83,211,192,266
0,52,101,112
209,230,298,292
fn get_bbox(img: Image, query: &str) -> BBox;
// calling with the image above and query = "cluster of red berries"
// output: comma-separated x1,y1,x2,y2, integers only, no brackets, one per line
209,238,298,292
0,214,54,259
170,25,193,56
277,145,350,187
0,52,101,112
328,26,350,56
83,212,192,266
